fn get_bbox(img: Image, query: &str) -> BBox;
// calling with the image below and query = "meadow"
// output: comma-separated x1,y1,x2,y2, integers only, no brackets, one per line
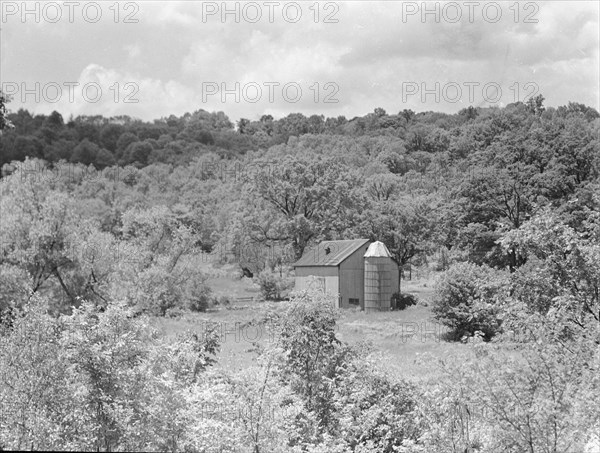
152,272,474,383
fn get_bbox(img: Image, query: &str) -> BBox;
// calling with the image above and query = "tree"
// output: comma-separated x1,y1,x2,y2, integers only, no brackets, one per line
115,132,139,158
526,94,545,116
12,135,44,160
364,173,399,201
71,138,101,165
500,209,600,328
0,89,14,133
99,123,125,152
95,148,116,168
400,109,415,123
273,113,309,140
450,169,534,270
237,118,250,134
42,111,64,130
374,107,387,117
0,165,84,312
357,195,435,292
247,152,364,260
113,205,210,315
557,102,600,121
458,105,479,121
122,140,153,167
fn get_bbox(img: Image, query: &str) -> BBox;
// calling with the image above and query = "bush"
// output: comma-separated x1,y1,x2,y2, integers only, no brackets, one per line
391,292,418,310
0,297,221,451
329,352,422,450
187,280,213,312
419,322,600,453
256,270,293,301
268,293,422,448
431,262,509,341
212,295,231,307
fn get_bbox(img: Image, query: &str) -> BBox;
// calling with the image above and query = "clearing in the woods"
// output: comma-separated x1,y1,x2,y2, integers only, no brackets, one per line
152,273,473,384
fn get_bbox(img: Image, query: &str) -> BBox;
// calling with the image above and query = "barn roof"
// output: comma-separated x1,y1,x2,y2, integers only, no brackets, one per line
293,239,370,267
364,241,392,258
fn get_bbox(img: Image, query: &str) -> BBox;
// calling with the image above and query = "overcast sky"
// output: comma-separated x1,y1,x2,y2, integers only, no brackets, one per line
2,1,599,122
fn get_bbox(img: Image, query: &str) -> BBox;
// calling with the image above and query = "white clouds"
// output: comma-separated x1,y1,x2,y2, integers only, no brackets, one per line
38,64,194,120
141,1,199,26
2,1,598,121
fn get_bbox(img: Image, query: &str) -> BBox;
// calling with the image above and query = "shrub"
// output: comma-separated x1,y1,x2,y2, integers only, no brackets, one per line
256,270,293,301
330,351,422,451
419,321,600,453
0,296,221,451
431,262,509,341
218,295,232,306
391,292,418,310
267,293,422,449
187,280,213,312
272,291,342,437
211,295,232,307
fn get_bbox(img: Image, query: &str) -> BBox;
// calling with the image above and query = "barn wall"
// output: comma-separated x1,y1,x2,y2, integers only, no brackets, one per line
339,242,370,309
294,267,340,307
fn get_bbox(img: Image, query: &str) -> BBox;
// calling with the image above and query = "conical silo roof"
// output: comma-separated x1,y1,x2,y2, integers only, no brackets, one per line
364,241,392,258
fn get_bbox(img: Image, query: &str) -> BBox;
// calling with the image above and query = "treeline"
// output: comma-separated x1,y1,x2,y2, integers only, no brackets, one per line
3,94,597,171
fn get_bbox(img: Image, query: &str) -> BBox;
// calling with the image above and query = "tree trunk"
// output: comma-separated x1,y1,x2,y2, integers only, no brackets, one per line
398,267,402,295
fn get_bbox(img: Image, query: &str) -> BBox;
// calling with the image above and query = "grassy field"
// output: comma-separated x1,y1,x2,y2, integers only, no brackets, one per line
151,273,473,383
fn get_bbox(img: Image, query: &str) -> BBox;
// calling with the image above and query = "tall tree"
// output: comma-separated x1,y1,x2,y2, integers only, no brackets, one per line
247,152,365,260
356,195,436,292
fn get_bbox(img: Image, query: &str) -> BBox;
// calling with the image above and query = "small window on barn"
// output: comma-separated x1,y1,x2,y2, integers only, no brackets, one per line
349,298,360,306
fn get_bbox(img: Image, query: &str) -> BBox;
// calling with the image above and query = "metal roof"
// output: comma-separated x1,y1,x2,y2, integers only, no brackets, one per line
364,241,392,258
293,239,370,267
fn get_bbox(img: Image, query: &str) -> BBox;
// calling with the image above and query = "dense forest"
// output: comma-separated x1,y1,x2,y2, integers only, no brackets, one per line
1,94,598,279
1,90,599,452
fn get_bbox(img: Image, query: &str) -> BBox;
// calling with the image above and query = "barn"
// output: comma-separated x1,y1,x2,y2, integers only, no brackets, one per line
293,239,400,311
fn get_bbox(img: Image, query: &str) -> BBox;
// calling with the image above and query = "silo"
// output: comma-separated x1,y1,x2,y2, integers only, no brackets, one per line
364,241,393,312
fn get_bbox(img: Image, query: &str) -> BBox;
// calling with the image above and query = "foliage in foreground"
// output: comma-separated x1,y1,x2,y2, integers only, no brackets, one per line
0,296,219,451
2,276,599,452
415,316,599,453
0,291,423,452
